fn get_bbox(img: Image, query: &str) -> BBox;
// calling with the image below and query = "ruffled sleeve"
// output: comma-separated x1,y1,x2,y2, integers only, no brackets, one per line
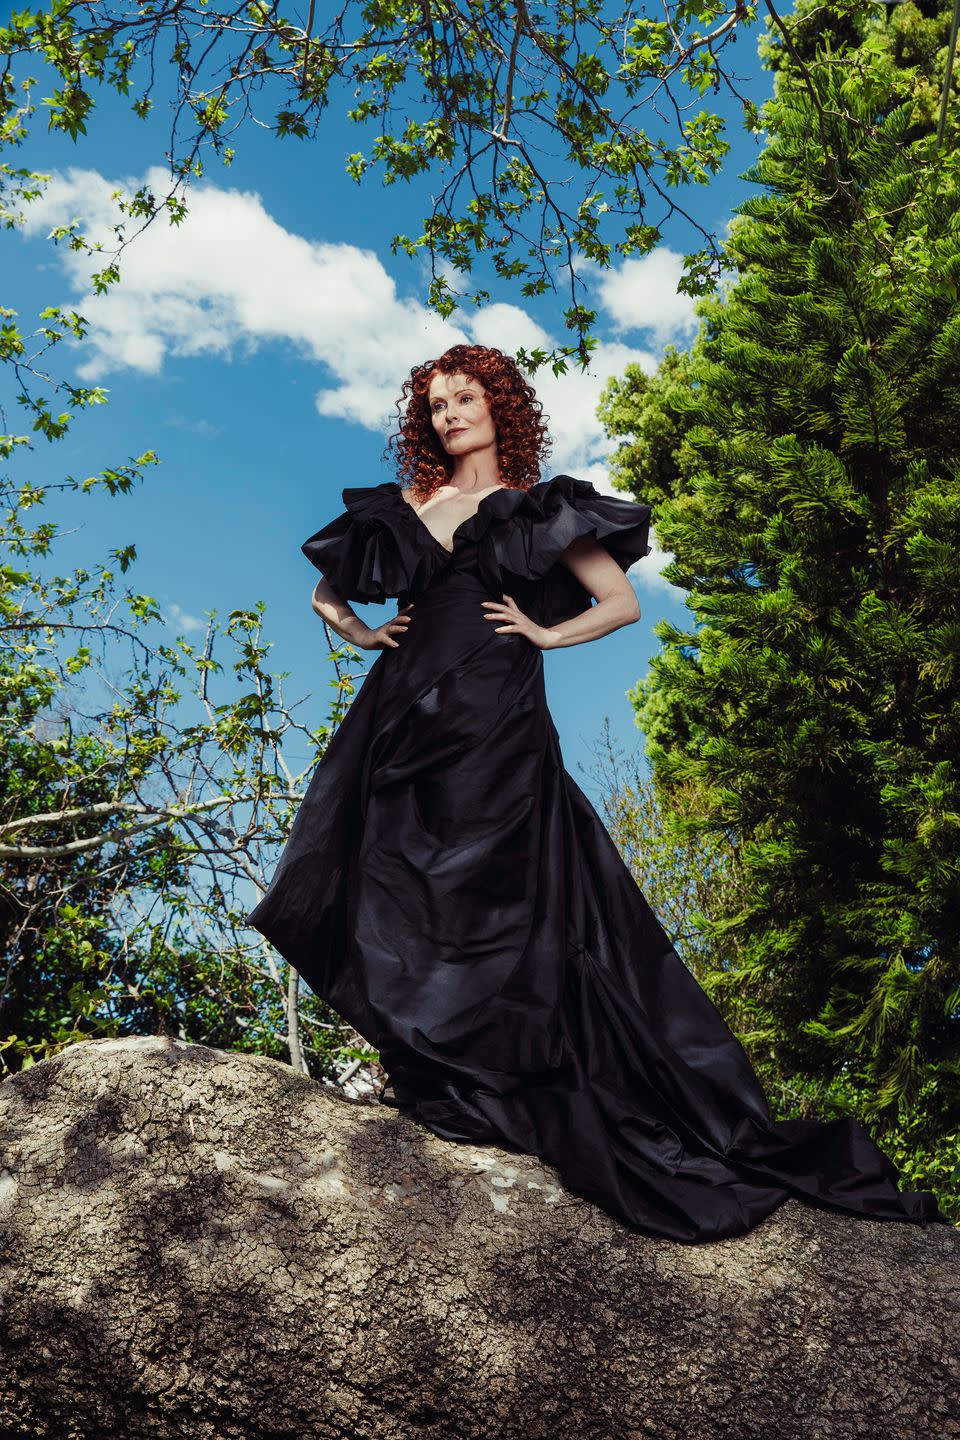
301,483,422,603
487,475,652,627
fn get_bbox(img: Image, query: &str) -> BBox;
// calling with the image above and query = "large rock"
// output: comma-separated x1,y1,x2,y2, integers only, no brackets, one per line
0,1035,956,1440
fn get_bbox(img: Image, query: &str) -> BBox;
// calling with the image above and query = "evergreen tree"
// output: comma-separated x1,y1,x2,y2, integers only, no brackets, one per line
600,22,960,1204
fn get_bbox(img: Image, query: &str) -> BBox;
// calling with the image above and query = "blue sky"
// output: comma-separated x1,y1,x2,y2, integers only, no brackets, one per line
4,21,779,800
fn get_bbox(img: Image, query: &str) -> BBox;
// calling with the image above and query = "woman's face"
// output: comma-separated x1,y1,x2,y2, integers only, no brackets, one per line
427,370,497,460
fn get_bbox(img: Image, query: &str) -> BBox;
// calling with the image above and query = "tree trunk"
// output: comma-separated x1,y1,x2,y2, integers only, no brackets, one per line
0,1035,956,1440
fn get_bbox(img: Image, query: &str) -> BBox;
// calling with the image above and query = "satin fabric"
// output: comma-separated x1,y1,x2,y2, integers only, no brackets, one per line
247,475,949,1242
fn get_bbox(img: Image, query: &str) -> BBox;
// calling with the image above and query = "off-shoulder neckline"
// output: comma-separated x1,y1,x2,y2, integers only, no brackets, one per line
340,475,594,559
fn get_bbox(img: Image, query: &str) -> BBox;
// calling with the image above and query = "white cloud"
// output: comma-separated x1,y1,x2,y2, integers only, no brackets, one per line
21,168,465,414
164,601,206,635
165,414,223,436
20,166,689,596
584,248,701,347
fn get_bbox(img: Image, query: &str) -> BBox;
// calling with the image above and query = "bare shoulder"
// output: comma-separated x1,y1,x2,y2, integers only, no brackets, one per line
398,487,430,512
399,484,459,515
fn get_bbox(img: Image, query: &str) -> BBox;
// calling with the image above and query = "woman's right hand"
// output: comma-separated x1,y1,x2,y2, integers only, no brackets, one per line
359,602,415,650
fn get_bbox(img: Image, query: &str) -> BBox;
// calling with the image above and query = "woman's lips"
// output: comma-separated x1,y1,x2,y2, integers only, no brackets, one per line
445,428,467,437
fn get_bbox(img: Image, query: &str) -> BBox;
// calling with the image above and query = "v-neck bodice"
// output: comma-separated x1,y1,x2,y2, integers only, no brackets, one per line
395,483,514,556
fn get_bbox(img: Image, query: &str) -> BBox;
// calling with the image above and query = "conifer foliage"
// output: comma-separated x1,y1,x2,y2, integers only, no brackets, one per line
602,50,960,1183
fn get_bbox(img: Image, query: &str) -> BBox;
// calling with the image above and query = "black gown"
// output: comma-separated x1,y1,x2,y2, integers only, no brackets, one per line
246,474,949,1243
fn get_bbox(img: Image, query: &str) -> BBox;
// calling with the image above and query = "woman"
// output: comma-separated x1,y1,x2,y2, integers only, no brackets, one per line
247,343,948,1243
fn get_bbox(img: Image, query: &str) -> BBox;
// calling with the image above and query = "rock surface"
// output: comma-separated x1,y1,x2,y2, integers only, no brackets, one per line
0,1035,956,1440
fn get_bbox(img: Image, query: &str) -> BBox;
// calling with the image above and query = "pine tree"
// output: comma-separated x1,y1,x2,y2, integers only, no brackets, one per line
600,23,960,1196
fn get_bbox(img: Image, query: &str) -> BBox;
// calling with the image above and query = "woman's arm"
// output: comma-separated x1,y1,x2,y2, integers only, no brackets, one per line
481,536,641,651
311,577,370,645
311,577,413,651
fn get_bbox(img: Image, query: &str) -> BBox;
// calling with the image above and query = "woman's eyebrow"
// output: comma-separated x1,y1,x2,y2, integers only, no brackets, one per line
430,389,473,403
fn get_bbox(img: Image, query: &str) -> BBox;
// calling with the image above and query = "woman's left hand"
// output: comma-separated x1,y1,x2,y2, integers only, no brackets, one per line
481,594,555,649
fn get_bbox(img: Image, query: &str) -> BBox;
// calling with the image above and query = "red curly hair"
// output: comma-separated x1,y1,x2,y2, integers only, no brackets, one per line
387,344,551,503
